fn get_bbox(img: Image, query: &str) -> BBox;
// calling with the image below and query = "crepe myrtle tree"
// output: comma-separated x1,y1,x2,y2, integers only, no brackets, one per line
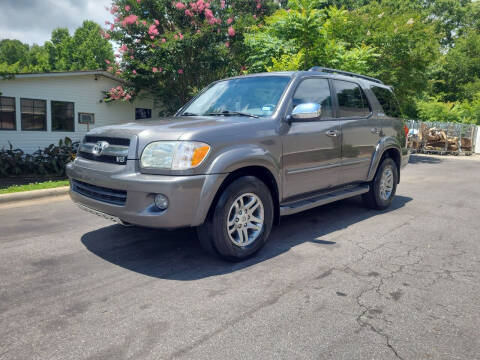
102,0,279,114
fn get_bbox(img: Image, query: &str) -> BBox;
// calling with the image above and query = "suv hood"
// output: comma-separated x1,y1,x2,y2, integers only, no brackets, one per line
86,116,246,141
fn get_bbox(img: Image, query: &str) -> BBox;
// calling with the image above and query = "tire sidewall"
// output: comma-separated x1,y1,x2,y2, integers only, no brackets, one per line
211,176,274,260
373,158,398,209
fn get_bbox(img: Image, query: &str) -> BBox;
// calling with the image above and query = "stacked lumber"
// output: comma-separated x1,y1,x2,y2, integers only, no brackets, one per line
407,123,474,152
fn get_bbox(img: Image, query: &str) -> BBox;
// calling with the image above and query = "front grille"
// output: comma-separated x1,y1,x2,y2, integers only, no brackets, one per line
84,136,130,146
71,179,127,206
77,136,130,165
78,151,127,165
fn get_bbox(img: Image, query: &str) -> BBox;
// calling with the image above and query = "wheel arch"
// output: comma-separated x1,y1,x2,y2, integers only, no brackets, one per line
205,166,281,226
367,140,402,184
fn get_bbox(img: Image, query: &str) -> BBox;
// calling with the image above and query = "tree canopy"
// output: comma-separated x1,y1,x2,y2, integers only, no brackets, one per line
0,21,114,75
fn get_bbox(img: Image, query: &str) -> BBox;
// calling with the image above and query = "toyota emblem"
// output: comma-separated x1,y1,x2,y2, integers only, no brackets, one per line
92,141,109,156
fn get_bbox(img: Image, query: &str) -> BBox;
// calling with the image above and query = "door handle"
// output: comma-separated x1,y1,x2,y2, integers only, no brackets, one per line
371,127,381,134
326,130,338,137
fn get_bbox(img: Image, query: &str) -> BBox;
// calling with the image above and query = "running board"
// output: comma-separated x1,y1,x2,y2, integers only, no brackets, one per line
280,184,370,216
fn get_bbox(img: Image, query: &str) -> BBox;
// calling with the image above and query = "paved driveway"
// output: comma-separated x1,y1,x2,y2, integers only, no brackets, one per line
1,155,479,360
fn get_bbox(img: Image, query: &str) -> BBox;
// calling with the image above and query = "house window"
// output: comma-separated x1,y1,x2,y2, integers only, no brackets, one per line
135,108,152,120
0,96,16,130
52,101,74,132
21,98,47,131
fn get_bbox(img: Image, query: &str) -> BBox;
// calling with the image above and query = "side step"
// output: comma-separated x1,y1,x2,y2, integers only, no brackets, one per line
280,184,370,216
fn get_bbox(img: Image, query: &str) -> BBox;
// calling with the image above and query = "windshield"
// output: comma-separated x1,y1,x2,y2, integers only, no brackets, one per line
180,76,291,118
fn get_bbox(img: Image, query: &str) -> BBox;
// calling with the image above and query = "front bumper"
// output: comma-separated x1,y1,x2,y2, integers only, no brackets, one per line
66,158,227,229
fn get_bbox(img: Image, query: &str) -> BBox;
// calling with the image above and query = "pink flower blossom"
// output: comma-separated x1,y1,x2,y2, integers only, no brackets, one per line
220,0,225,9
122,14,138,26
253,14,257,19
162,38,166,43
174,34,178,40
185,9,193,17
196,29,201,34
137,0,141,3
105,20,110,25
125,5,131,11
257,3,261,9
107,66,113,72
228,26,235,37
178,69,184,74
159,67,163,72
132,70,137,75
104,33,111,39
110,5,119,14
142,20,147,25
105,59,111,64
225,41,230,47
119,44,128,52
175,2,186,10
150,35,155,39
152,67,158,73
227,18,233,25
154,19,159,25
130,55,134,59
110,24,115,30
196,0,206,12
148,24,159,36
179,33,184,40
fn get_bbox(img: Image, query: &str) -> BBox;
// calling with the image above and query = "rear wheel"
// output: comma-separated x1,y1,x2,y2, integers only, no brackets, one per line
363,157,398,210
197,176,274,261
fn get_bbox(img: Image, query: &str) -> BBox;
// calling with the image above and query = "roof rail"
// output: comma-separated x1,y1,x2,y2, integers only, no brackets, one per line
309,66,384,84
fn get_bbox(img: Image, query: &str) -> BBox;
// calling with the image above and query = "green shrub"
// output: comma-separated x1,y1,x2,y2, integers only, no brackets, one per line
0,137,78,177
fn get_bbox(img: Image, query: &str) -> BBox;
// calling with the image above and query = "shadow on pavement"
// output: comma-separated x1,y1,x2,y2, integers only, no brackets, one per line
81,195,412,281
409,154,443,165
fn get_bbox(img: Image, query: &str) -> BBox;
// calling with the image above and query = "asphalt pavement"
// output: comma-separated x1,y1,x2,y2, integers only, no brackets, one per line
1,154,479,360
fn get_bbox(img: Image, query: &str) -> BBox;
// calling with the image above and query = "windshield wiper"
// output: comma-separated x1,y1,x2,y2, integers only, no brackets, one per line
181,112,200,116
207,110,259,118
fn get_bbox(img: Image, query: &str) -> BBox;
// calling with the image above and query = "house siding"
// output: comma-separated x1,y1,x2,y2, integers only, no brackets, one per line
0,74,158,153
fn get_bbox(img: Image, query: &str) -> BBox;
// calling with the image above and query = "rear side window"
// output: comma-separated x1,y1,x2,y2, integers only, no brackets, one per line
292,78,333,119
333,80,370,118
371,86,402,118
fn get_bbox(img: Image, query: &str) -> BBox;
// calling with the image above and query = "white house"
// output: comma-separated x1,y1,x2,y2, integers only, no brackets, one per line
0,71,160,153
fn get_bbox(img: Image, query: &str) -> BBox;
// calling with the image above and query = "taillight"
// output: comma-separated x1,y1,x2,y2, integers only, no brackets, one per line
404,124,409,137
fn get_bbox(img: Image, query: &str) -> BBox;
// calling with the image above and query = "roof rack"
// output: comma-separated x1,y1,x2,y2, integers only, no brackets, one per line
309,66,384,84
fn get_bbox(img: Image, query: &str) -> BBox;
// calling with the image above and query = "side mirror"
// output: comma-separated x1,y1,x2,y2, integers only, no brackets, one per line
289,103,322,122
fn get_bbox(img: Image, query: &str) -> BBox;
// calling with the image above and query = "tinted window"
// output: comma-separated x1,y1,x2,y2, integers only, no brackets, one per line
21,98,46,131
52,101,74,132
334,80,370,118
371,86,402,118
0,96,16,130
292,78,333,119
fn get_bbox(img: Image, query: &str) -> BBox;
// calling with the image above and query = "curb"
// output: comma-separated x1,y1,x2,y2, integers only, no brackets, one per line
0,186,70,204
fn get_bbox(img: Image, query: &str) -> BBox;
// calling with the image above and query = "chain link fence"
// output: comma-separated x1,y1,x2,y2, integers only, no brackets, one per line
406,120,478,155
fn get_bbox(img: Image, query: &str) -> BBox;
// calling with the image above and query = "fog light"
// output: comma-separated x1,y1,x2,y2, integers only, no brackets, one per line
154,194,169,210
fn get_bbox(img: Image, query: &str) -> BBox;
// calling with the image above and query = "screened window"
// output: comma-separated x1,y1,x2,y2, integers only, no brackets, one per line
0,96,16,130
334,80,370,118
21,98,46,131
371,86,402,118
136,108,152,120
51,101,74,132
292,78,333,119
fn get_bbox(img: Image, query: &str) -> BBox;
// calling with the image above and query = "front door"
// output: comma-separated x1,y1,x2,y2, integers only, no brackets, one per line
282,78,341,200
331,80,381,185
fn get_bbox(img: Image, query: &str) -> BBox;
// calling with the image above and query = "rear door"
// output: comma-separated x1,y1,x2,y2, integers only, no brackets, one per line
282,77,341,199
332,80,380,185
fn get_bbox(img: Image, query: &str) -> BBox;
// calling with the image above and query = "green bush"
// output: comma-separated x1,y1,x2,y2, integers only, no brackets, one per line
0,137,78,177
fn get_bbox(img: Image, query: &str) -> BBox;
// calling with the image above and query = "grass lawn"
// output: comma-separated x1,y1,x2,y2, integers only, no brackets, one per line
0,180,69,194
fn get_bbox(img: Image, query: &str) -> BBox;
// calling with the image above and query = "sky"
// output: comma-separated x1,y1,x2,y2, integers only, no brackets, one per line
0,0,114,45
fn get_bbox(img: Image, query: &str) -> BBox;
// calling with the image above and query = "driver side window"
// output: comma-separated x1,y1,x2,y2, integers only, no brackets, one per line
292,78,333,119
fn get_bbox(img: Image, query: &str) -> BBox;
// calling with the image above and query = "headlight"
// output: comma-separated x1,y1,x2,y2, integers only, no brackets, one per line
140,141,210,170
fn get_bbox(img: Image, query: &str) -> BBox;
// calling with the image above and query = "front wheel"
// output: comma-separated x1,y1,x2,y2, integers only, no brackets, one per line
197,176,274,261
363,157,398,210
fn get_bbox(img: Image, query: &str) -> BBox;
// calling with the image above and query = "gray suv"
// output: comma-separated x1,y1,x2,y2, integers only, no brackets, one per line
67,67,409,260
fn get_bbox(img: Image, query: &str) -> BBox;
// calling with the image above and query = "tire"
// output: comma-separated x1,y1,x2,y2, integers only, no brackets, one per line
362,157,398,210
196,176,274,261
